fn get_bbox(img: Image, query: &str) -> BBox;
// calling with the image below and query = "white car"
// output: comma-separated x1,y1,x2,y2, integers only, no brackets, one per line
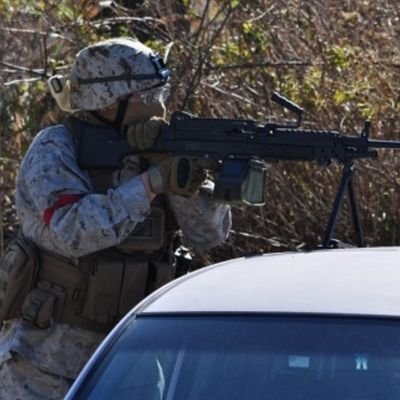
65,247,400,400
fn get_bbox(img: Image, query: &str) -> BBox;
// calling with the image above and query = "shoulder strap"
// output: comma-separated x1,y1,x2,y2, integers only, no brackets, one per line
62,116,84,147
62,116,115,193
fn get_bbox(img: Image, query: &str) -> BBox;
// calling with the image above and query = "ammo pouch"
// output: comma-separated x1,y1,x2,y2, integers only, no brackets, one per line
81,253,174,325
22,282,63,329
0,234,39,321
81,252,149,324
22,248,174,333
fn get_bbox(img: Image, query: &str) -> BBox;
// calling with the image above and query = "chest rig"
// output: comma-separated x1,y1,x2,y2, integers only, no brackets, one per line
21,117,178,333
64,115,179,254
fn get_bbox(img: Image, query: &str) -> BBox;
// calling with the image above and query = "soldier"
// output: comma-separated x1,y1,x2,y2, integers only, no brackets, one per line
0,37,231,399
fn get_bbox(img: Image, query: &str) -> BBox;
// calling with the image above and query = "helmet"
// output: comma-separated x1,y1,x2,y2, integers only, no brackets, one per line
48,37,170,112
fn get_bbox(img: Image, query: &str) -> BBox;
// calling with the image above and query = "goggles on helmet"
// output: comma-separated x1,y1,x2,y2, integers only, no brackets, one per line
128,83,171,105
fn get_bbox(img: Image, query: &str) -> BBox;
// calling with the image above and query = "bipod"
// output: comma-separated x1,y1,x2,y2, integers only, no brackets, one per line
322,161,364,249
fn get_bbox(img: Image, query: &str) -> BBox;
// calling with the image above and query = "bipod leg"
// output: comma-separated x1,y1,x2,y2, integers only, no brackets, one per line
347,173,364,247
322,162,353,248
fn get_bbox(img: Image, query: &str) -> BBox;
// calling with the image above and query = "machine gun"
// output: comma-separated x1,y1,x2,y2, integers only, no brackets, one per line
78,92,400,248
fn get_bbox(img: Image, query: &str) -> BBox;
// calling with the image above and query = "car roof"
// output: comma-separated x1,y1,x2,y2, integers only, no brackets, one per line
137,247,400,317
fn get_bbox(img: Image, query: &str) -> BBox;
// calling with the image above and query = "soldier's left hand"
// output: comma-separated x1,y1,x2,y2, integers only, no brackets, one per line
125,116,165,151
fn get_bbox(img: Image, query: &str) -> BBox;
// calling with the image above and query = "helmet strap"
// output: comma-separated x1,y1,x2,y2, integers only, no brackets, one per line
113,98,129,131
90,98,129,132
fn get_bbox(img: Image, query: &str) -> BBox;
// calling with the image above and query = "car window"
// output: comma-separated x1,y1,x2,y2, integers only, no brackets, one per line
72,315,400,400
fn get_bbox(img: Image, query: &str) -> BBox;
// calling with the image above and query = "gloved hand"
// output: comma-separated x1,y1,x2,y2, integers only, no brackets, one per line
148,156,211,197
125,116,164,151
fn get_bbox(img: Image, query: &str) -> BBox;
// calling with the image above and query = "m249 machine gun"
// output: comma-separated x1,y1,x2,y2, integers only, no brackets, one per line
77,92,400,249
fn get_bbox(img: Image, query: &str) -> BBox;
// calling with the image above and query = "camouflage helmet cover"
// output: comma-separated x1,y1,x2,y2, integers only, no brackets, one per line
50,37,170,111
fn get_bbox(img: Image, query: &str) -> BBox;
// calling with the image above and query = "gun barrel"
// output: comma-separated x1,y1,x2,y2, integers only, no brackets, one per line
368,139,400,149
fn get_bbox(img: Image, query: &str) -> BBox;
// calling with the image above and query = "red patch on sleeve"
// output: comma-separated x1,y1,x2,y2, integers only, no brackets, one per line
43,194,83,226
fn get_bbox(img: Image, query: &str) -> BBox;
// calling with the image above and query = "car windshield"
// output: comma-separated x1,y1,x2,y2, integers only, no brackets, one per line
73,315,400,400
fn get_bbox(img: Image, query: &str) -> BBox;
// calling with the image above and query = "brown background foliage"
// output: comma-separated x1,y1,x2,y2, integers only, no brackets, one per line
1,0,400,265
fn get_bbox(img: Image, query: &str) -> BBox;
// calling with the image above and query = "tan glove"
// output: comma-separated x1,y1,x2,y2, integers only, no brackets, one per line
125,116,164,151
171,157,208,197
148,156,211,196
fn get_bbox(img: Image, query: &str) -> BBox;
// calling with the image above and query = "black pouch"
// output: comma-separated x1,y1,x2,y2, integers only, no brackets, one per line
0,235,39,321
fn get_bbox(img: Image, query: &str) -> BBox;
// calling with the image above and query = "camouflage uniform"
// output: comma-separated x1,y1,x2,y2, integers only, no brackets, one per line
0,38,231,399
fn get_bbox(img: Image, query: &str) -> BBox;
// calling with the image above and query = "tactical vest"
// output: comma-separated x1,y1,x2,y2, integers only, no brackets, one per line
18,117,178,333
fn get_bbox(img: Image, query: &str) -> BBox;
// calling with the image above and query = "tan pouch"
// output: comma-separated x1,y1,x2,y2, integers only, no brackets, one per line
81,254,125,324
115,206,165,253
119,260,149,315
82,254,150,323
0,235,39,321
150,260,174,292
21,280,66,329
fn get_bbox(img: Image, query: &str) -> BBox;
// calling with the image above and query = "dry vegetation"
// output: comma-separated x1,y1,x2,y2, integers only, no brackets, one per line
1,0,400,264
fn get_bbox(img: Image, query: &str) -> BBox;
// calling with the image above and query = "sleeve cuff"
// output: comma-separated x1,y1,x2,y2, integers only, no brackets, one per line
114,176,151,221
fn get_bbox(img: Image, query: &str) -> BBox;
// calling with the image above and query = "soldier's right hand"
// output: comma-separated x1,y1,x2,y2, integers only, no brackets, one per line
125,116,164,151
